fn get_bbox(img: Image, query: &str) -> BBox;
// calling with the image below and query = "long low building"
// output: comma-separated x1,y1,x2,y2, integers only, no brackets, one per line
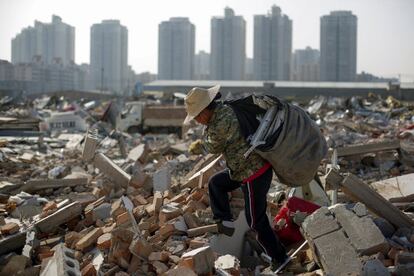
144,80,414,100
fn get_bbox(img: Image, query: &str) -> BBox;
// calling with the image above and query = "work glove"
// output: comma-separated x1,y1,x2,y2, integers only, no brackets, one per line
188,139,204,155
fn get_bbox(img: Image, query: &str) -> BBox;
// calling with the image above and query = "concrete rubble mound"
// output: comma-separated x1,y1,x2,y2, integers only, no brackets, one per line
0,92,414,275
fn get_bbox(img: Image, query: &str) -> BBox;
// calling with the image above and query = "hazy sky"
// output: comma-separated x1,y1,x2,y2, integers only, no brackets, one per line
0,0,413,81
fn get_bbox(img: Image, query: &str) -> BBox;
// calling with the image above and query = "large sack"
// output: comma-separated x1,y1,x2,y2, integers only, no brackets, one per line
256,100,327,186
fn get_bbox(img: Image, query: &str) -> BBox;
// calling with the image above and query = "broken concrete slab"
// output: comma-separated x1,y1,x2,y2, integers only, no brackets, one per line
330,204,389,255
326,171,414,229
93,153,131,188
370,173,414,200
312,229,363,275
127,143,148,163
153,166,171,192
22,178,88,193
35,201,82,233
336,139,400,157
301,207,340,239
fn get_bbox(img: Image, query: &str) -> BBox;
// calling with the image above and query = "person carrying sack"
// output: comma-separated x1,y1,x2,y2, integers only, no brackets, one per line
184,85,289,267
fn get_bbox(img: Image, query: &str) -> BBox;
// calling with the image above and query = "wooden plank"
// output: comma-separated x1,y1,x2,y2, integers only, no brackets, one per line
341,173,414,228
336,140,400,157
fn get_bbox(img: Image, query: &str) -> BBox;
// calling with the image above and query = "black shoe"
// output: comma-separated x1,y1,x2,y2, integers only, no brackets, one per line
217,220,235,237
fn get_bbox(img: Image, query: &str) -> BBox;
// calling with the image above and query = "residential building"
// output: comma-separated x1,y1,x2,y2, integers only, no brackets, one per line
320,11,357,81
253,5,292,80
210,7,246,80
11,15,75,66
158,17,195,80
90,20,128,94
194,51,210,80
292,47,320,81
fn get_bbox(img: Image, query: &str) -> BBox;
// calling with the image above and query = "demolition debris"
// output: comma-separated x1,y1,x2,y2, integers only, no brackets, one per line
0,92,414,275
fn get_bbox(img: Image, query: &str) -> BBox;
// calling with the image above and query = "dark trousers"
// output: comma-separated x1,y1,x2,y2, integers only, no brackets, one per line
208,168,287,262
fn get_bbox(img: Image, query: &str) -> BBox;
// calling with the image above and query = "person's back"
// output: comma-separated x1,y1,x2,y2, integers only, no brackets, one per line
204,102,266,182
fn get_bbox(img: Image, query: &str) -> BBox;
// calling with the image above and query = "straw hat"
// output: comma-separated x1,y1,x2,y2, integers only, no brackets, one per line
184,85,220,124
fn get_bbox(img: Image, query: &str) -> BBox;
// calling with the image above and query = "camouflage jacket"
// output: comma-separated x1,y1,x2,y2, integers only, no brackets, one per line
202,103,267,182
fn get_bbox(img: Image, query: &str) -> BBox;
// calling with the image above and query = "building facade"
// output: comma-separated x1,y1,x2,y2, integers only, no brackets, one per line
292,47,320,81
320,11,357,82
253,6,292,81
194,50,210,80
0,58,89,94
158,17,195,80
11,15,75,66
210,7,246,80
90,20,128,94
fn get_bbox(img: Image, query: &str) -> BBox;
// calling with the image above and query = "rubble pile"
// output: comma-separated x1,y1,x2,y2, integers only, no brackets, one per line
0,93,414,275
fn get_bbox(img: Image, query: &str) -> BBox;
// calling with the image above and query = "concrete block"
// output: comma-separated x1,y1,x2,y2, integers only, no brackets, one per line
40,243,80,276
94,153,131,188
23,178,88,193
312,229,363,275
302,207,340,239
153,166,171,192
331,204,389,255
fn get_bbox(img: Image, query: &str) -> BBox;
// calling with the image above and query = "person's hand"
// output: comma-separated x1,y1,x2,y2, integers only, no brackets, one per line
189,139,203,155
